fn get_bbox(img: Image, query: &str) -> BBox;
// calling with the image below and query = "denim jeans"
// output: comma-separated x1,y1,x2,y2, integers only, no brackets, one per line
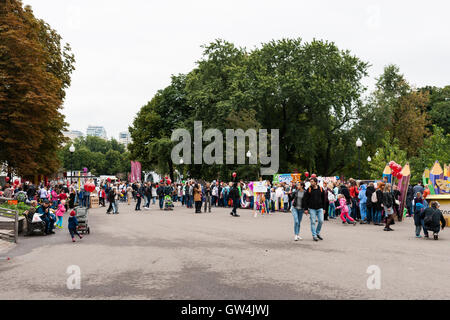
416,220,425,236
374,209,382,224
360,202,367,221
159,196,164,209
152,196,156,204
328,202,336,218
112,201,118,214
292,208,304,235
145,195,151,207
309,208,324,238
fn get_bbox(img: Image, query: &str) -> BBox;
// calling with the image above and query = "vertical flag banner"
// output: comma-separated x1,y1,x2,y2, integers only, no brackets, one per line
135,161,142,182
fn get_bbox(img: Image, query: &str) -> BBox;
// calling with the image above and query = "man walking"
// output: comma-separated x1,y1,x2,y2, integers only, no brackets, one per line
304,177,326,242
229,182,241,217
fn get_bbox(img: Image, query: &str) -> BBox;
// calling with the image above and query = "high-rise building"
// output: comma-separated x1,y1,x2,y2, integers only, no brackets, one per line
63,130,84,142
86,126,107,140
119,131,132,149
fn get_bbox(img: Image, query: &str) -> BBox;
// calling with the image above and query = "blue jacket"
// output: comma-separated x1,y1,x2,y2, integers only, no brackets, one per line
68,216,78,230
358,185,367,204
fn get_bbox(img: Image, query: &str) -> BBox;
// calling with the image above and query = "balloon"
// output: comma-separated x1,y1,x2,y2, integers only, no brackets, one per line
305,172,310,178
396,173,403,180
166,179,172,185
84,183,95,193
232,172,237,178
14,179,20,185
107,178,111,183
389,161,396,168
5,177,10,182
160,179,164,184
311,174,317,179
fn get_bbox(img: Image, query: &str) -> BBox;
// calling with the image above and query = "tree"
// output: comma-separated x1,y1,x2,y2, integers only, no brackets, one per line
410,126,450,182
0,0,75,177
368,132,408,180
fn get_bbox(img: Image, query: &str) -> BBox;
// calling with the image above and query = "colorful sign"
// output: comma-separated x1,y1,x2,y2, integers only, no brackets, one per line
273,173,302,184
253,181,268,193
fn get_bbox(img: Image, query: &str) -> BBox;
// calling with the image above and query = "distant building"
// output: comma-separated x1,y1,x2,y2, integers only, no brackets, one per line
86,126,107,140
63,130,84,142
119,131,132,149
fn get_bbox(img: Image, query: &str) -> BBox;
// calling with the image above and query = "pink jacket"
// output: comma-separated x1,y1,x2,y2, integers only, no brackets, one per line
336,197,348,213
55,204,66,217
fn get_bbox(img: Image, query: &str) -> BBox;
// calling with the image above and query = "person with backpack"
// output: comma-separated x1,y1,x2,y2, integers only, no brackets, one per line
382,184,395,231
303,177,326,241
229,182,241,217
414,202,426,238
421,201,446,240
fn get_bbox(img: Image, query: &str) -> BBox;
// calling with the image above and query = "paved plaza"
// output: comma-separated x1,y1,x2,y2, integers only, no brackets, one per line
0,201,449,300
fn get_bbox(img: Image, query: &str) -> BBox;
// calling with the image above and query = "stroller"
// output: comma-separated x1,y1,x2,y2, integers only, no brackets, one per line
164,195,173,211
75,207,90,234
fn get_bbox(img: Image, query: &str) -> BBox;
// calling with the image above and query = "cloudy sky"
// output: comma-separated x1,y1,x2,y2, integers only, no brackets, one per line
24,0,450,140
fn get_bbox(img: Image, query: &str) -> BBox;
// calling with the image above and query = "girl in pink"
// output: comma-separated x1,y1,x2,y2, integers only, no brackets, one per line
336,194,356,225
55,199,66,229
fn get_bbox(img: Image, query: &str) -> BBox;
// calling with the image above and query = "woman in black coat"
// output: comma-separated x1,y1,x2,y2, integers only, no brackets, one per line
373,184,384,225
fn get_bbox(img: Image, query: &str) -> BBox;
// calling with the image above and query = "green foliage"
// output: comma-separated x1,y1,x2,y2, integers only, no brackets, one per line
59,136,130,176
368,132,408,180
410,126,450,182
0,202,31,216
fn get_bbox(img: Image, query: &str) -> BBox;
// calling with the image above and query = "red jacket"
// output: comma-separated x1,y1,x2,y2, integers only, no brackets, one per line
349,186,359,198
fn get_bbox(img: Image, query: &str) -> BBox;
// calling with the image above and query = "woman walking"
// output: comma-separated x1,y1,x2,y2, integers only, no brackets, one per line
373,183,384,225
193,183,202,213
291,182,307,241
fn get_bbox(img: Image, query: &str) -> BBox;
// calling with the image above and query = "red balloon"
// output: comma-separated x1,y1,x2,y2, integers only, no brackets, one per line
166,179,172,185
5,177,10,182
397,173,403,180
107,178,111,183
232,172,237,178
311,174,317,178
305,172,310,178
14,179,20,185
389,161,396,168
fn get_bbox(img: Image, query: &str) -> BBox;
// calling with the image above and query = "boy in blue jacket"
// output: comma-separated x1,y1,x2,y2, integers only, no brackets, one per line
358,184,368,224
68,210,83,242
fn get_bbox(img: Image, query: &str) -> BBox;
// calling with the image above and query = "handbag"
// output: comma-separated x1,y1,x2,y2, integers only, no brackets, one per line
395,199,400,205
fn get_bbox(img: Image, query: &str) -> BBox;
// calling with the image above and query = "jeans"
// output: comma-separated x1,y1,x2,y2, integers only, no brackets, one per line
135,197,141,210
292,208,304,235
360,202,367,221
374,209,382,224
309,208,324,238
328,202,336,218
152,196,156,204
112,201,118,214
69,228,82,239
204,195,211,212
145,195,151,207
416,220,425,236
159,196,164,209
56,216,63,228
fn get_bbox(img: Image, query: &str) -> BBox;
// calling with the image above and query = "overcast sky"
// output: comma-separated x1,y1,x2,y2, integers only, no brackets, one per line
24,0,450,139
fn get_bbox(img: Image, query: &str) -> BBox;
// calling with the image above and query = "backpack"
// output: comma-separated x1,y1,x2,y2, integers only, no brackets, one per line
371,192,378,203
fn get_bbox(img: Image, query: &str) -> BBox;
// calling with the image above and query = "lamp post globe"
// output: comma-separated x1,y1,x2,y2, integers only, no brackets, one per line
356,138,362,179
69,144,75,184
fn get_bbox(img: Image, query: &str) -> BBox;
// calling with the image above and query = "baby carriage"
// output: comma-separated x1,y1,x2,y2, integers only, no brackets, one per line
75,207,90,234
164,195,173,211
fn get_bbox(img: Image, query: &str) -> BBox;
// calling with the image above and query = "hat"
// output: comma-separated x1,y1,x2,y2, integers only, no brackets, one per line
70,210,76,216
43,199,50,204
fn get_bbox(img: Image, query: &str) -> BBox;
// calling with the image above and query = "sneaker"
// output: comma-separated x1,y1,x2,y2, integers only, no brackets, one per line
342,221,347,224
72,238,75,242
297,236,303,240
434,234,439,240
79,236,83,240
317,235,323,240
424,235,429,239
416,235,422,238
294,235,299,241
313,237,319,242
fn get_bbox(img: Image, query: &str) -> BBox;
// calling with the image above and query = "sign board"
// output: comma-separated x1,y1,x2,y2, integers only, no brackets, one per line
253,181,268,193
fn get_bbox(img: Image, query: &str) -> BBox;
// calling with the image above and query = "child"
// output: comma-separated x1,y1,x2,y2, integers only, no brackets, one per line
414,202,425,238
336,194,356,225
282,191,289,212
270,188,276,213
327,185,336,219
68,210,83,242
55,199,66,229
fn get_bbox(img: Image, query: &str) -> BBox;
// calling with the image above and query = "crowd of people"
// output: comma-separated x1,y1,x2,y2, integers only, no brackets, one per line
0,175,446,242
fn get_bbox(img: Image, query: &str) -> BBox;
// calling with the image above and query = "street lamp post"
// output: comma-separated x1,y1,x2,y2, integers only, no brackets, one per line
69,144,75,184
356,138,362,179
